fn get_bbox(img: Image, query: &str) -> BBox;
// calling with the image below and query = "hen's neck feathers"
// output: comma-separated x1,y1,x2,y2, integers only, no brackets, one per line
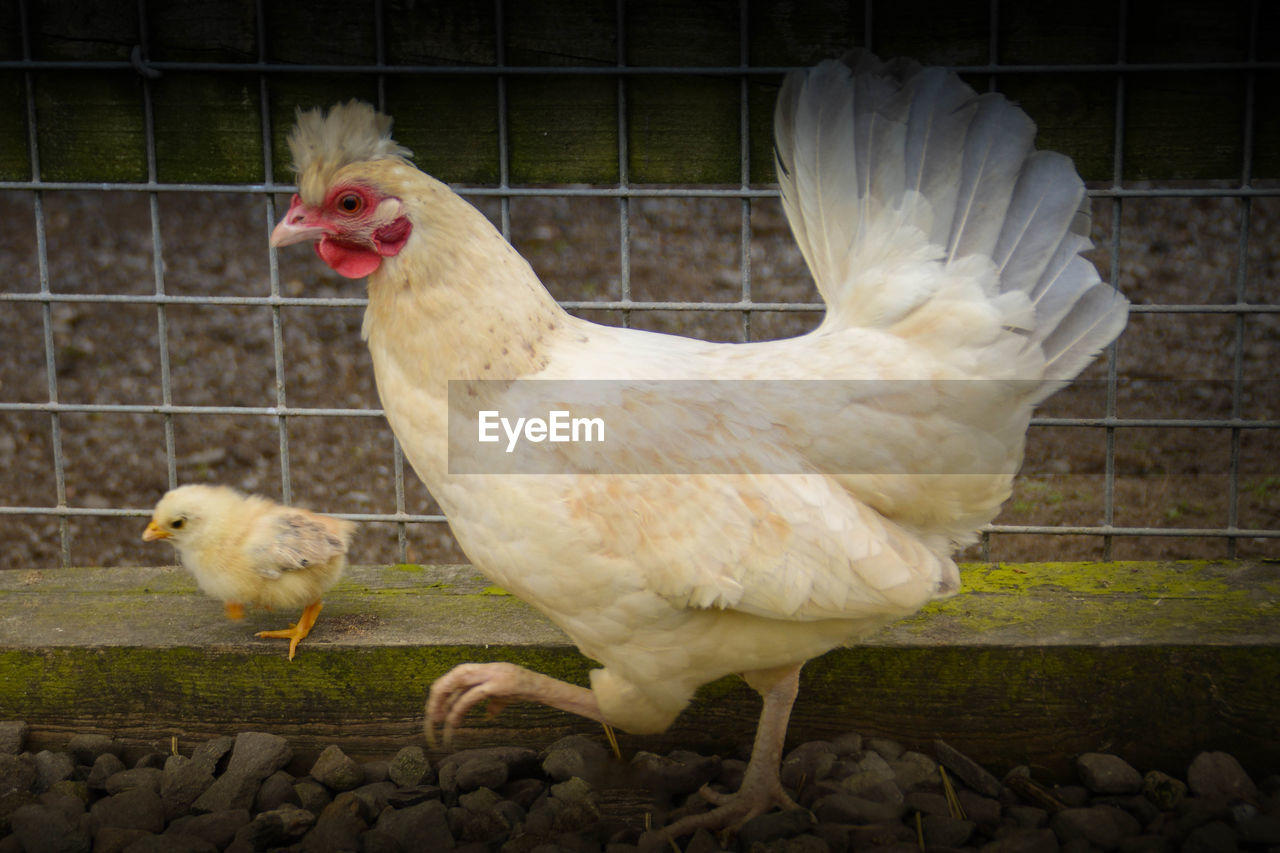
355,161,570,384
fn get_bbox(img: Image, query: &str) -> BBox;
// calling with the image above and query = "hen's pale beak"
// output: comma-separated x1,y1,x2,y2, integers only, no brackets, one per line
142,521,169,542
270,194,328,248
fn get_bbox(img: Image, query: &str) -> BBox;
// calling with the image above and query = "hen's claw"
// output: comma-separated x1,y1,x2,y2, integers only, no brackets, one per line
424,662,608,747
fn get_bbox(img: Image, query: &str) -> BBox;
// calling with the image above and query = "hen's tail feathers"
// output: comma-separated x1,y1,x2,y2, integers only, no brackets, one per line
774,50,1128,384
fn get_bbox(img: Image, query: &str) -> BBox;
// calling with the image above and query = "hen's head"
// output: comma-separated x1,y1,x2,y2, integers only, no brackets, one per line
270,101,415,278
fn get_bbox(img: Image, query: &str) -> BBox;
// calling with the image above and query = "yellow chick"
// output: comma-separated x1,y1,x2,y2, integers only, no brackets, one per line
142,484,355,660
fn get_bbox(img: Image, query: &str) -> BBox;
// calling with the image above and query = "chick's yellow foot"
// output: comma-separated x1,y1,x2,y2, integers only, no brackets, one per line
256,600,323,661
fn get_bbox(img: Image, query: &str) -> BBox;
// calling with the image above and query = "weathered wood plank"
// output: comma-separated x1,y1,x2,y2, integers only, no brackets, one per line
0,0,1273,184
1,561,1275,778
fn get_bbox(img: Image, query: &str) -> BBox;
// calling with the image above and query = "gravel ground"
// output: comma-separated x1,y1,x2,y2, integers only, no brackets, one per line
2,721,1277,852
0,189,1278,571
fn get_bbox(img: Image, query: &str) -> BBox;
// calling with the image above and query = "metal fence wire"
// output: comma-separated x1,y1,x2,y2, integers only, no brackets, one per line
0,0,1277,571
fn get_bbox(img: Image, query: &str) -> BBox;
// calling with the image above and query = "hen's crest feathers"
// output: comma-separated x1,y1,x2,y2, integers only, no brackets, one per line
289,100,413,205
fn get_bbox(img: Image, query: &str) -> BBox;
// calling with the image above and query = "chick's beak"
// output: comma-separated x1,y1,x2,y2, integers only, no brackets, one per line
142,520,169,542
270,194,328,248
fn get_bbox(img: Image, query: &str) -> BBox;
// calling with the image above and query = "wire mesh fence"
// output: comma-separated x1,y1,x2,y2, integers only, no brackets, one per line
0,0,1276,571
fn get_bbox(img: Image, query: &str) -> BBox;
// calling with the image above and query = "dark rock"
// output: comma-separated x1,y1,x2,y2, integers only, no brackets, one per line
641,751,721,801
737,807,816,846
1187,752,1256,803
225,732,293,782
166,808,251,849
958,790,1003,829
866,737,906,761
37,790,85,825
160,755,216,820
310,745,365,792
375,799,454,850
295,778,333,813
1006,804,1049,828
1181,820,1238,853
134,753,169,770
9,802,91,853
813,792,904,824
455,756,510,794
979,828,1060,852
352,781,398,816
0,722,28,755
361,761,389,784
254,769,301,811
499,777,546,812
87,753,128,791
385,784,443,809
1077,753,1143,795
321,789,377,823
124,833,218,853
34,749,76,793
1051,804,1139,849
541,734,613,786
300,811,366,852
780,741,836,794
92,826,153,853
104,767,163,796
923,814,975,847
840,750,901,804
1096,793,1161,827
437,747,540,796
0,752,37,793
889,750,939,792
359,829,404,853
230,805,316,850
934,739,1004,799
190,737,234,774
714,758,747,794
387,745,432,787
191,770,261,814
90,786,166,835
1236,813,1280,845
904,791,951,817
1117,837,1173,853
64,734,118,766
1053,785,1091,808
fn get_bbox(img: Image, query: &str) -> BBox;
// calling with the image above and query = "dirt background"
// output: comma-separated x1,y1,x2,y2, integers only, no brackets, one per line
0,188,1277,571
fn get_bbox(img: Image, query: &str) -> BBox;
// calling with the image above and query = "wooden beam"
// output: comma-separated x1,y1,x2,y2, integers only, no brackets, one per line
1,561,1275,779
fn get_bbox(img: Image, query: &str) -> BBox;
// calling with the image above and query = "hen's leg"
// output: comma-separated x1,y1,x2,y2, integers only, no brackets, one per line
425,662,608,745
256,600,323,661
659,663,803,839
225,602,245,620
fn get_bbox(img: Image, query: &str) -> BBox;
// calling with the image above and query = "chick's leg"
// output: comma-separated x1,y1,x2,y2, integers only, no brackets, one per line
659,663,803,839
425,662,607,746
225,602,245,620
256,600,323,661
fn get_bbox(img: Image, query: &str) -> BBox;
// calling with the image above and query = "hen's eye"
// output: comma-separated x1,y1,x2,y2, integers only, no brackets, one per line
338,194,362,213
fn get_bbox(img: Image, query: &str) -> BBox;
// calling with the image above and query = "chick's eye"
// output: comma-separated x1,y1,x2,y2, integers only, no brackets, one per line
171,518,185,530
338,193,362,213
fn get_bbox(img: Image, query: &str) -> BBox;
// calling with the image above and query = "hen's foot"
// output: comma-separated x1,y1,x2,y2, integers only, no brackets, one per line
256,600,323,660
658,776,801,839
425,662,604,746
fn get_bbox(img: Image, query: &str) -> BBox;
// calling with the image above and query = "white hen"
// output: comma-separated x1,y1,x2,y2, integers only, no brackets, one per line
269,50,1128,834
